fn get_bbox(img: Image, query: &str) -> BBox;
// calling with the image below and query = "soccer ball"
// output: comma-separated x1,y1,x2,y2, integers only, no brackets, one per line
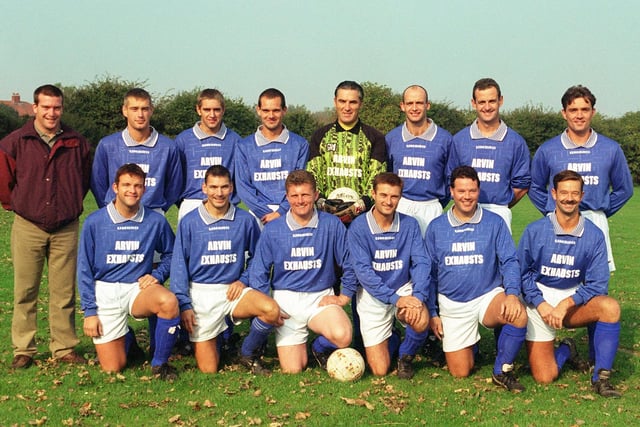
326,348,365,382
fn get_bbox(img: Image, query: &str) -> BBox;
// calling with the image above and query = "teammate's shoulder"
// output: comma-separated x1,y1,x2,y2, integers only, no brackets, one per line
452,126,471,140
385,125,403,140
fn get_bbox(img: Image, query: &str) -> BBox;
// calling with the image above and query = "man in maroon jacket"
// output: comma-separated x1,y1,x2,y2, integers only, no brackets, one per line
0,84,92,369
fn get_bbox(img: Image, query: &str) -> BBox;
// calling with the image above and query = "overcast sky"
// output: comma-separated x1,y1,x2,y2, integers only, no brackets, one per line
2,0,639,117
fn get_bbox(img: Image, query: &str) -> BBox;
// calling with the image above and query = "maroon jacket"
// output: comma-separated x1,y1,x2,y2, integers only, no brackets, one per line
0,119,91,232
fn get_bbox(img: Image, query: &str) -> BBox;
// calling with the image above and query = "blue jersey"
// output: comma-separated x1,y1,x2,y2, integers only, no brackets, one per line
518,213,610,308
175,122,241,203
448,120,530,205
386,121,452,204
91,129,183,211
424,207,521,317
235,127,309,218
249,209,357,298
170,204,260,312
348,209,431,305
77,203,175,317
529,131,633,216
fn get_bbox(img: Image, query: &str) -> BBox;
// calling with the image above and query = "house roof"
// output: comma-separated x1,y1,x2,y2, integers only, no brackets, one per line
0,93,34,117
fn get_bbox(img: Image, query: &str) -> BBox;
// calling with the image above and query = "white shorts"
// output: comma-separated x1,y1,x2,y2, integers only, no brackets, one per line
189,282,250,342
272,288,335,346
525,283,579,342
397,197,442,237
479,203,512,234
178,199,204,222
356,282,413,347
249,204,279,231
93,280,143,345
582,209,615,272
438,287,504,352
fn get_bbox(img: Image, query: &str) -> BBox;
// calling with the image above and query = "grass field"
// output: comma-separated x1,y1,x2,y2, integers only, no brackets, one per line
0,194,638,426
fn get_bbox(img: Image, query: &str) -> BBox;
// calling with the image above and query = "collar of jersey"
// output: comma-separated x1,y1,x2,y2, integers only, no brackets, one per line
469,119,507,141
548,211,585,237
198,202,236,225
401,119,437,142
122,127,159,147
447,205,483,226
334,120,362,135
107,202,145,224
365,208,400,234
560,129,598,149
255,125,290,146
193,122,228,141
286,208,319,230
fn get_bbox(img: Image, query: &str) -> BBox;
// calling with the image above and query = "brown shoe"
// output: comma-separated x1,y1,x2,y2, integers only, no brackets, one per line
11,354,33,369
57,351,87,364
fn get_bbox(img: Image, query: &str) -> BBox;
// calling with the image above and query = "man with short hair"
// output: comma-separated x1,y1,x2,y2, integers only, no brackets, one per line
235,88,309,228
175,89,242,220
519,170,622,398
307,80,387,224
248,170,356,373
386,85,452,236
529,85,633,272
78,164,180,380
91,88,183,213
348,172,430,379
170,165,285,374
0,84,91,369
447,78,530,232
425,166,527,392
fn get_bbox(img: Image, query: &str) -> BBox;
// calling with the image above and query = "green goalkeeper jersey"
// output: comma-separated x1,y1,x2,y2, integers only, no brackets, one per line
307,120,387,198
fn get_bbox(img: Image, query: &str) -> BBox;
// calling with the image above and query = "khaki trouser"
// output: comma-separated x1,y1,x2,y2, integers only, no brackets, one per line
11,215,80,358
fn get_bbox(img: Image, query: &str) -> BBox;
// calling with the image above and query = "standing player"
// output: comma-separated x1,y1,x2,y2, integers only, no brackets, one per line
170,165,285,373
90,88,183,214
519,170,622,397
175,89,242,220
234,88,309,228
447,78,530,231
386,85,452,236
78,164,180,380
348,172,430,379
529,85,633,272
307,80,387,224
425,166,527,392
248,170,357,373
0,84,91,368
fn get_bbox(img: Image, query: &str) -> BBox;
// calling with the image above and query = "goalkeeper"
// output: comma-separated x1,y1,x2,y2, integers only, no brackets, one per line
307,81,387,224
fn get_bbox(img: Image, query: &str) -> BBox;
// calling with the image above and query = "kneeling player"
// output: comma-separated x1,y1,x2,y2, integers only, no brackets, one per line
78,164,180,380
249,170,357,373
170,165,286,374
518,170,621,398
425,166,527,392
348,172,430,378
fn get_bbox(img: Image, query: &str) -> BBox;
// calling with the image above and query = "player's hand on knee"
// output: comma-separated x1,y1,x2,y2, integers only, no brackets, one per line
429,316,444,340
83,316,102,338
226,280,246,301
137,274,159,290
181,309,196,334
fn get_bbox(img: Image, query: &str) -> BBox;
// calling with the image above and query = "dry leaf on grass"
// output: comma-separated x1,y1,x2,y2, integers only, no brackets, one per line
341,397,375,410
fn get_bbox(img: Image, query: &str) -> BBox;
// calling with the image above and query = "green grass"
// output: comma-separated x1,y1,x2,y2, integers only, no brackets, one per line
0,194,638,426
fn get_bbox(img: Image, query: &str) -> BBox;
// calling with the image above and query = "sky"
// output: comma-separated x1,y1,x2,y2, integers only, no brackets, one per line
2,0,639,117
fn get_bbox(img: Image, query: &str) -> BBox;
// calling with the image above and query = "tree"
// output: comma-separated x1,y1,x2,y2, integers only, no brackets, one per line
359,82,403,134
62,76,147,147
503,105,565,154
223,98,259,137
429,101,469,135
153,89,200,138
284,104,320,140
0,104,26,139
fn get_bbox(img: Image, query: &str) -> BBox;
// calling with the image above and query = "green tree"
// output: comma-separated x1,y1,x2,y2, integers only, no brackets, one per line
359,82,403,134
429,101,469,134
0,104,26,139
153,89,200,138
224,98,259,137
284,104,320,140
62,76,147,147
503,105,565,154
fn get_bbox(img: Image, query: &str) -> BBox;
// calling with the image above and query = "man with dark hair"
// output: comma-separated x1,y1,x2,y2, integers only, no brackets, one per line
307,80,387,224
247,170,356,373
235,88,309,229
386,85,452,236
425,165,527,392
78,164,180,380
91,88,183,213
519,170,622,397
529,85,633,272
348,172,430,379
170,165,285,374
0,84,91,369
175,89,242,220
447,78,530,232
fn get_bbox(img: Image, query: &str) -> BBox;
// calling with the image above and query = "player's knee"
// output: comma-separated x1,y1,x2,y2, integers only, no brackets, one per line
448,365,472,378
100,358,126,373
157,292,179,318
599,297,621,322
532,369,558,384
259,299,281,325
331,326,352,348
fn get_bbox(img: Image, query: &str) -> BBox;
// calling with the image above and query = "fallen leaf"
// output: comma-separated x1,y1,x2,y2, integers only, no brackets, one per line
168,414,181,423
341,397,375,410
295,412,311,420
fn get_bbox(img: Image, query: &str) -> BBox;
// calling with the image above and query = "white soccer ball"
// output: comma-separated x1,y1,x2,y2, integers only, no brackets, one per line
328,187,359,203
326,348,365,382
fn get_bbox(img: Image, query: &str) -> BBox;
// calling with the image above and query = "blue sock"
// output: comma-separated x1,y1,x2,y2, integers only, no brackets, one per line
587,322,596,362
241,317,273,358
148,315,158,355
312,335,338,355
493,324,526,375
398,326,428,357
472,343,479,359
125,326,136,354
351,298,363,350
554,342,572,371
151,316,180,367
222,316,234,343
388,328,401,360
592,321,620,382
493,325,503,353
